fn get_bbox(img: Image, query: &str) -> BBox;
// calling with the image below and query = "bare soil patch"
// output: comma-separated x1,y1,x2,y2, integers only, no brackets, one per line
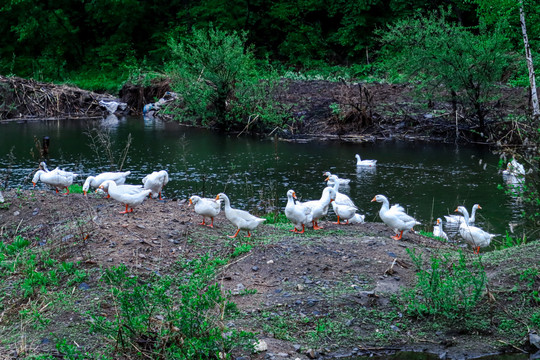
1,189,537,359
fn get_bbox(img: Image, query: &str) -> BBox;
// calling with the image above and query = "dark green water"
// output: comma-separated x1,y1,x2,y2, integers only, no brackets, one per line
0,116,524,244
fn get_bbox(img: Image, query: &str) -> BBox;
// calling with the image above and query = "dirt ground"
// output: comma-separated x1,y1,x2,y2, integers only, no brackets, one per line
1,188,537,359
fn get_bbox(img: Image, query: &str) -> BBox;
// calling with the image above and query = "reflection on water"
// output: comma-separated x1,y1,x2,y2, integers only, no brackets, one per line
0,116,528,242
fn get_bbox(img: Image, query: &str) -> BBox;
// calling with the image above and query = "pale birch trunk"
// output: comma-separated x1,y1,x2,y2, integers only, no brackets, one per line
519,1,540,119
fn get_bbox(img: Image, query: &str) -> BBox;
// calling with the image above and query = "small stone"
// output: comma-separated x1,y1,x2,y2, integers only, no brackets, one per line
137,224,146,229
293,344,302,352
107,258,113,262
138,254,146,259
78,282,90,290
267,260,274,264
252,266,259,272
277,353,288,358
32,208,39,216
306,349,318,359
13,211,20,216
254,340,268,352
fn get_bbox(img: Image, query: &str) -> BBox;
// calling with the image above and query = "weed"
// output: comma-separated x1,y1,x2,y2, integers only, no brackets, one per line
90,256,256,358
231,243,253,258
402,249,487,320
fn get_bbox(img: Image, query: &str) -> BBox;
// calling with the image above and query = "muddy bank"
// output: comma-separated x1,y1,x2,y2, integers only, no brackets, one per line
1,75,533,147
0,76,122,121
0,189,538,359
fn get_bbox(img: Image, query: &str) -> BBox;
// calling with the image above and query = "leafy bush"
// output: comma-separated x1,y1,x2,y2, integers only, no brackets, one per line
91,256,256,358
402,249,487,320
166,26,287,132
378,8,515,131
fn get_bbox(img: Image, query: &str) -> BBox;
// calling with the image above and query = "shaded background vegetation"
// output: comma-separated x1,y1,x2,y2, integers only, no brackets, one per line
0,0,536,90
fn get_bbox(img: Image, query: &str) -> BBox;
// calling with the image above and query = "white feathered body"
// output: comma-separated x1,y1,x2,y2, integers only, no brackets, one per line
355,154,377,167
301,187,336,224
142,170,169,198
217,193,265,231
83,171,131,194
285,190,312,231
433,218,448,240
99,180,151,209
374,195,420,233
32,169,77,190
190,196,221,219
331,201,358,222
455,206,496,250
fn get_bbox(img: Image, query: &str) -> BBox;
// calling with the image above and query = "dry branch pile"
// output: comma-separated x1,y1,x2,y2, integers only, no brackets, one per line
0,76,117,121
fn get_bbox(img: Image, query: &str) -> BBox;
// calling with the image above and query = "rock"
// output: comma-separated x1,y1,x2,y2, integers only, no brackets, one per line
32,208,39,215
252,266,259,272
267,260,274,264
293,344,302,352
530,332,540,349
277,353,288,357
137,224,145,229
254,340,268,352
306,349,318,359
78,282,90,290
13,211,20,216
62,234,74,242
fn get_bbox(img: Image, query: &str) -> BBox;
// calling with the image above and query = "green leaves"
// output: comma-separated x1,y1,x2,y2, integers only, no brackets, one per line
379,8,515,130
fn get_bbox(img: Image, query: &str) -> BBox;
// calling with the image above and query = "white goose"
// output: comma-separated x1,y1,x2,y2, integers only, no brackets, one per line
39,162,75,177
301,187,336,230
97,180,152,214
455,206,497,254
216,193,266,238
32,169,78,195
98,180,144,197
82,171,131,195
189,195,221,228
323,172,351,186
348,213,365,224
326,175,355,207
502,158,525,176
445,204,481,225
331,201,360,225
371,194,420,240
433,218,448,240
355,154,377,167
142,170,169,199
285,190,313,233
0,190,4,203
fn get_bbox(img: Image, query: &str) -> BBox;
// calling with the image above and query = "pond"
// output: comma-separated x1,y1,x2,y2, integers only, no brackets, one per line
0,115,523,247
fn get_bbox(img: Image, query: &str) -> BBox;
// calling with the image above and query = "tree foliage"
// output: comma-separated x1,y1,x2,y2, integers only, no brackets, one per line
166,26,286,132
0,0,484,83
378,9,515,131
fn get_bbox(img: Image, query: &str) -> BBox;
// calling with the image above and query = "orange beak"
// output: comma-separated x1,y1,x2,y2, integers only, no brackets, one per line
478,205,482,209
189,199,193,205
454,208,459,212
32,182,36,187
325,177,330,181
83,191,87,196
293,192,297,199
437,219,440,224
215,194,220,200
371,196,377,202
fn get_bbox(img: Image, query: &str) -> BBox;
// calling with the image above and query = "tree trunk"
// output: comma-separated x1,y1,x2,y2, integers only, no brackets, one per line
519,1,540,119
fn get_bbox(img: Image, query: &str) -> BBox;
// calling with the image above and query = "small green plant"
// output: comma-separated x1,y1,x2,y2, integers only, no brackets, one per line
232,243,253,257
419,230,448,242
67,184,84,194
262,211,289,225
91,256,256,358
402,249,487,320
